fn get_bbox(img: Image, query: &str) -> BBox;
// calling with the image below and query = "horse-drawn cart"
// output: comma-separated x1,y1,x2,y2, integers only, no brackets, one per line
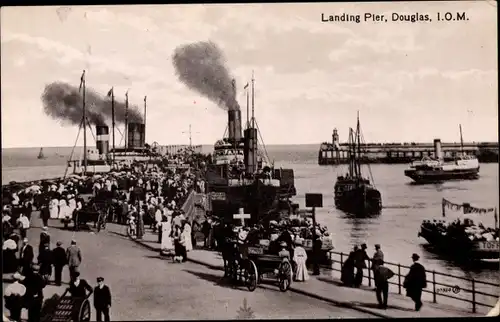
62,194,110,232
224,237,293,292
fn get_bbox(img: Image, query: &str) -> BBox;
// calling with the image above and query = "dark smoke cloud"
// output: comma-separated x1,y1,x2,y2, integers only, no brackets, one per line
41,82,143,127
172,41,240,111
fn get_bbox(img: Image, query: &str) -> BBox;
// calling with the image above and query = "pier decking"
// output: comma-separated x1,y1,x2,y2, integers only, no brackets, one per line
318,141,498,165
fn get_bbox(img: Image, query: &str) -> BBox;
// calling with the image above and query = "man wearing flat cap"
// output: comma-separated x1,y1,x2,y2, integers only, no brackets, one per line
403,253,427,311
94,277,112,322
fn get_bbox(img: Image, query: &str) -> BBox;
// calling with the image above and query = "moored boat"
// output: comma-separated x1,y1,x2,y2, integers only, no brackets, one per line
418,198,499,261
334,114,382,216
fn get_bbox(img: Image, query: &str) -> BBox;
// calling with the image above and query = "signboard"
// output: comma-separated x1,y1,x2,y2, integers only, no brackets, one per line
477,241,500,251
305,193,323,208
210,192,226,201
248,247,264,255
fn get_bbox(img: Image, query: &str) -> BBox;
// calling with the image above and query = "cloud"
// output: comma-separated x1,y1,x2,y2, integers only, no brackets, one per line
1,3,497,147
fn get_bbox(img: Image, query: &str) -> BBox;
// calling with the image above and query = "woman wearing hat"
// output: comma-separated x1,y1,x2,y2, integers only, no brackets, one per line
293,239,309,282
3,236,18,274
4,273,26,321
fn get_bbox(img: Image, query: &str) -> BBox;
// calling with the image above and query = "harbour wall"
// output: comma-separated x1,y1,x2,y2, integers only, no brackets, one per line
318,142,499,165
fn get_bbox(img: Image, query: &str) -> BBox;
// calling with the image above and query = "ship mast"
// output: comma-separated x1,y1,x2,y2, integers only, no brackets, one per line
111,87,115,164
251,70,255,129
125,91,129,153
144,96,147,145
459,124,464,155
80,70,87,175
356,111,362,178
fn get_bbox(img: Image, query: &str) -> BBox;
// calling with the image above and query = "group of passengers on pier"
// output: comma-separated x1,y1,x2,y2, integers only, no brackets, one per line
422,219,499,242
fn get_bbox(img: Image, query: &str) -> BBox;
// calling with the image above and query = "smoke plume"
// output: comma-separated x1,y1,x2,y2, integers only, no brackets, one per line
172,41,240,111
41,82,143,126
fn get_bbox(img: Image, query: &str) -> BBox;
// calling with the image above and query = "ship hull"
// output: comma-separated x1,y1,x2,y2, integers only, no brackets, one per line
418,226,499,260
209,181,282,224
334,182,382,216
404,167,479,183
205,165,296,224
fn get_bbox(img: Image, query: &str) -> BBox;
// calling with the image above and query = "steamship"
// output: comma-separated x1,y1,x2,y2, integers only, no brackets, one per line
404,126,480,183
334,115,382,216
206,77,297,224
67,71,158,176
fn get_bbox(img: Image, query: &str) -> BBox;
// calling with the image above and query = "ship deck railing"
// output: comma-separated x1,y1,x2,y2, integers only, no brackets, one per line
323,250,499,314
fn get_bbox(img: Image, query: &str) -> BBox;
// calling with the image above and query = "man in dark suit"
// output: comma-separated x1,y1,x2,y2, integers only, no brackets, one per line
52,241,67,286
20,237,34,275
93,277,112,322
40,204,50,228
404,253,427,311
23,264,47,322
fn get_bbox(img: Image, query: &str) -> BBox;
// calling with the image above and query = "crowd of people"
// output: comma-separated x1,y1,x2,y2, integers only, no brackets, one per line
2,155,205,322
422,218,500,242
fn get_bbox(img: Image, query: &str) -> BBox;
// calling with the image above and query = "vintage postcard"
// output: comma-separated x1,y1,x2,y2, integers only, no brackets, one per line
1,1,498,320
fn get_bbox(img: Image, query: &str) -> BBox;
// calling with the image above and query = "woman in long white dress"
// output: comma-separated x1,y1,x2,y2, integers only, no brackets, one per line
183,222,193,252
160,216,174,255
293,239,309,282
58,198,69,220
49,198,59,219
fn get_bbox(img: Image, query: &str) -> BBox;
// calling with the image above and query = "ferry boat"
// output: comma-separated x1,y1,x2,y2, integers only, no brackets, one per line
64,70,161,177
334,114,382,216
404,125,480,183
418,199,499,261
205,75,297,224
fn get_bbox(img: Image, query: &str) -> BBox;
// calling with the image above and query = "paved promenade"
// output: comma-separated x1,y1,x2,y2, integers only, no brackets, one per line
129,226,485,319
3,216,378,320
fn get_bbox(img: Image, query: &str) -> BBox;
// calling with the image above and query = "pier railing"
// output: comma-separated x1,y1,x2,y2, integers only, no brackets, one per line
324,251,499,314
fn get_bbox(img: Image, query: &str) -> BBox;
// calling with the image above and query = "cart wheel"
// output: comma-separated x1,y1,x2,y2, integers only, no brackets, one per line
279,262,292,292
78,299,91,321
247,260,258,292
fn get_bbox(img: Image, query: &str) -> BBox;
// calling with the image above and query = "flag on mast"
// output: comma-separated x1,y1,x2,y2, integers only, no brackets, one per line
244,83,249,90
107,87,114,97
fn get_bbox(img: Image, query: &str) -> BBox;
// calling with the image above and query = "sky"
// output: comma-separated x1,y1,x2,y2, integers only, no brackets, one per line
1,2,498,148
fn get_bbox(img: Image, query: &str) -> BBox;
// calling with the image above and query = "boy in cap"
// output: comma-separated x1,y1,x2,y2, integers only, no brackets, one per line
93,277,112,321
403,253,427,311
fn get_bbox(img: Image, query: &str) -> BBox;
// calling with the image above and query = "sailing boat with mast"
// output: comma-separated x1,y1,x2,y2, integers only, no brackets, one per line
37,148,46,160
404,124,480,183
334,114,382,215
